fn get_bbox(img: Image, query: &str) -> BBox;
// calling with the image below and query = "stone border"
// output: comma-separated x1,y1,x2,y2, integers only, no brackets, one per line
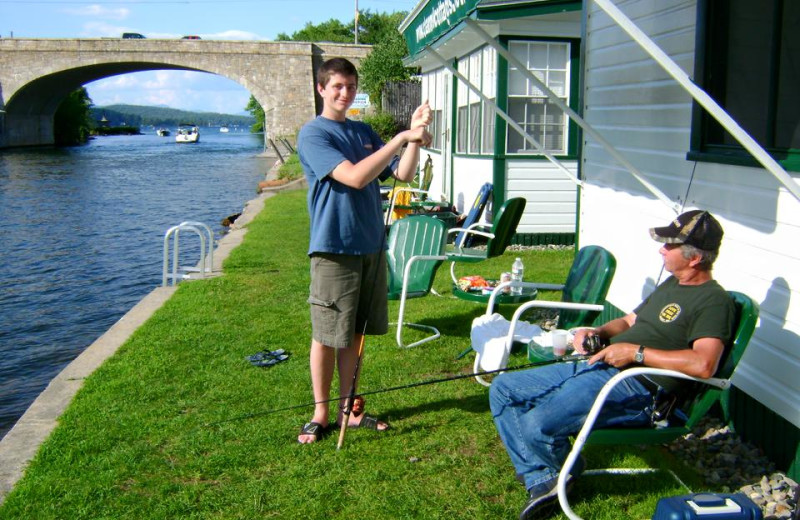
0,160,304,504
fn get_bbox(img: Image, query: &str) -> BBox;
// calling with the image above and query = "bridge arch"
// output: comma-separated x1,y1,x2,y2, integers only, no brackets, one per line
0,39,370,147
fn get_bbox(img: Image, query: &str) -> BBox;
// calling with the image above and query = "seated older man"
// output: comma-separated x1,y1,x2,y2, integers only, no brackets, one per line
489,210,734,520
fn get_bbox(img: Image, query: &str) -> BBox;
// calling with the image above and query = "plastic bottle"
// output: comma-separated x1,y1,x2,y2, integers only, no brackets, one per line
511,257,524,295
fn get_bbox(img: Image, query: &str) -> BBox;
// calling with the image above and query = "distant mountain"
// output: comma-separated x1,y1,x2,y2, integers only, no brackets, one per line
90,104,256,129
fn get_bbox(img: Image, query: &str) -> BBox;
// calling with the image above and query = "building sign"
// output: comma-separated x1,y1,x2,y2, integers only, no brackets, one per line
351,93,370,109
402,0,480,57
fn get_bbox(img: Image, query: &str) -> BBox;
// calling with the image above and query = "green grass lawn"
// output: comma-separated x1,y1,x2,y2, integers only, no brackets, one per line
0,189,704,519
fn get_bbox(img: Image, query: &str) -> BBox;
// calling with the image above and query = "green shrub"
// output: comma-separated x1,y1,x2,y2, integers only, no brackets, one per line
363,111,397,143
277,154,303,180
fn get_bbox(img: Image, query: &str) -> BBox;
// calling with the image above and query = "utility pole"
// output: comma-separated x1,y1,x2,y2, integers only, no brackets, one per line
354,0,359,44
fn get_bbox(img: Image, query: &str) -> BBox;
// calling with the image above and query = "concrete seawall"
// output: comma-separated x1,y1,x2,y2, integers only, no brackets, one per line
0,168,306,503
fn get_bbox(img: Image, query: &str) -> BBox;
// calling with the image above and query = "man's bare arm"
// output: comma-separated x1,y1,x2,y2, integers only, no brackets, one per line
589,336,725,379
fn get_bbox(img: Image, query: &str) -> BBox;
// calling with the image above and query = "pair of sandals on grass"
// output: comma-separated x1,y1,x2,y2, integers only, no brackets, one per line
298,395,389,443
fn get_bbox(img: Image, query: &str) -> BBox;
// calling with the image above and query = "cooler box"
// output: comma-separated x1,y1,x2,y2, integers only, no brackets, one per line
653,493,762,520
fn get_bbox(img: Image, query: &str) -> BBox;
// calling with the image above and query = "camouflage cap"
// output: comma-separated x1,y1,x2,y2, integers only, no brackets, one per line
650,210,723,252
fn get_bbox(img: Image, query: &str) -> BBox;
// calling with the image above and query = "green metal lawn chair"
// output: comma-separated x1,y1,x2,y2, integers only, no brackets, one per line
556,291,760,520
474,245,617,385
387,215,447,348
391,198,526,349
445,197,526,286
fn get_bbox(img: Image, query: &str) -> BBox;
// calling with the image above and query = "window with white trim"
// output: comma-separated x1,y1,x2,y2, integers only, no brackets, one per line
506,40,570,155
456,46,496,155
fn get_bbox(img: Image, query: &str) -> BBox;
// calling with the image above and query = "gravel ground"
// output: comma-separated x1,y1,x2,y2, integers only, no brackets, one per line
668,417,798,519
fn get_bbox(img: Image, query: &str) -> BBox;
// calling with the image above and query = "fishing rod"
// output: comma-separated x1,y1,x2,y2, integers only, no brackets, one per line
206,354,587,428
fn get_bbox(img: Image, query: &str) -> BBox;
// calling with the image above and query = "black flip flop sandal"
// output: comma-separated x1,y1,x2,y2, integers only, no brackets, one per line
298,421,327,443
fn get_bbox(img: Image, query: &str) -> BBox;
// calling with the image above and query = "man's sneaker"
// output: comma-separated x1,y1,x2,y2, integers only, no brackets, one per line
518,475,573,520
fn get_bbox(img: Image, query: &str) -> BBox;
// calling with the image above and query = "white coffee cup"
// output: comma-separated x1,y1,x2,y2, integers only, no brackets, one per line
552,330,569,356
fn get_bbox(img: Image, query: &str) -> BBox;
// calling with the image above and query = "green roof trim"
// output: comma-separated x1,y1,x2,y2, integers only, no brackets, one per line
402,0,481,58
401,0,582,60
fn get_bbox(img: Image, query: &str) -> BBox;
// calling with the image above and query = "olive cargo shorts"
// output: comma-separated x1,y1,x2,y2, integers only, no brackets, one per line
308,251,389,348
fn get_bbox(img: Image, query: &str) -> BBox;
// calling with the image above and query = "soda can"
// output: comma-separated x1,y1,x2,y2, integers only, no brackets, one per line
501,272,512,293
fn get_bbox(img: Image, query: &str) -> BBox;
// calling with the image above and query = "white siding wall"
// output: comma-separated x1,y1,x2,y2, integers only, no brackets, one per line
507,159,578,234
581,0,800,427
452,156,493,223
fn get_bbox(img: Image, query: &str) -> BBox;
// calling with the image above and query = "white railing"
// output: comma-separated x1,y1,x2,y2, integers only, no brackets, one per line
162,221,214,286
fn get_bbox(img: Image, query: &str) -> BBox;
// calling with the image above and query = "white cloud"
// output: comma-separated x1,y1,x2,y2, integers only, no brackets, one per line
80,21,130,38
87,71,252,114
63,4,130,20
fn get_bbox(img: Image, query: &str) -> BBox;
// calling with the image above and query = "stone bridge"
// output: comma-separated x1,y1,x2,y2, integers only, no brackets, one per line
0,39,371,147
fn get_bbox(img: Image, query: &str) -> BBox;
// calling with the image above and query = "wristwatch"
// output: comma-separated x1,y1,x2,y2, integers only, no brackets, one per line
634,345,646,364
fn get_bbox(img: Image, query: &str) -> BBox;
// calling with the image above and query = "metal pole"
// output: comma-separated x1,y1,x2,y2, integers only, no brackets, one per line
592,0,800,203
354,0,359,44
426,47,583,187
464,18,680,213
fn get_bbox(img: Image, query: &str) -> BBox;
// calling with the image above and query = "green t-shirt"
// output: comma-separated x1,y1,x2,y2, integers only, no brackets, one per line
612,276,734,392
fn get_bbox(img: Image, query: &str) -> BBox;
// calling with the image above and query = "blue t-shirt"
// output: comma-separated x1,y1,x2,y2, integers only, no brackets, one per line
297,116,394,256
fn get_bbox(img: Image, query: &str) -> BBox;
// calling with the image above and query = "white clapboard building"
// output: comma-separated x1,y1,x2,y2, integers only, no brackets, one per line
401,0,800,479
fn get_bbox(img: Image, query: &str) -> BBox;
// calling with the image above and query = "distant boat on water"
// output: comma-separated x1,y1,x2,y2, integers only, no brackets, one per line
175,123,200,143
219,126,230,133
156,128,170,137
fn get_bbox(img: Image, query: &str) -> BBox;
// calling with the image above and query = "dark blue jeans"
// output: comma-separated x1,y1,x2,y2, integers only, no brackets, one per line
489,361,653,491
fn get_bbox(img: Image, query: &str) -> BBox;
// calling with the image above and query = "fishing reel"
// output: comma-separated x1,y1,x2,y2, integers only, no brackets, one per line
582,334,609,355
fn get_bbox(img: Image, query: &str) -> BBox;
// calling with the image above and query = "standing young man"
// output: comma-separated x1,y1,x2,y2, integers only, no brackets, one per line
296,57,432,443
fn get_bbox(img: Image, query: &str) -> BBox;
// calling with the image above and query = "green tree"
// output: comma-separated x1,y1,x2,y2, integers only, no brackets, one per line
275,10,416,111
53,87,93,146
358,30,416,110
245,95,265,133
276,18,353,42
356,10,406,44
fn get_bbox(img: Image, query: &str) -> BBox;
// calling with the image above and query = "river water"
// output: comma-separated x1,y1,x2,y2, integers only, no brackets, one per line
0,129,274,439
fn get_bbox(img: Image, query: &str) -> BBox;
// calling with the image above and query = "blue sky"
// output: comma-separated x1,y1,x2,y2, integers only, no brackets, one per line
1,0,419,114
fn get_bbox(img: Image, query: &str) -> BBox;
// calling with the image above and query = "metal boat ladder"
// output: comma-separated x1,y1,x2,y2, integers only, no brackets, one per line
162,221,215,286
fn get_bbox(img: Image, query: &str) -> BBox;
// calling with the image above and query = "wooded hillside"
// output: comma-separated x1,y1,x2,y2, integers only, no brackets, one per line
90,104,255,129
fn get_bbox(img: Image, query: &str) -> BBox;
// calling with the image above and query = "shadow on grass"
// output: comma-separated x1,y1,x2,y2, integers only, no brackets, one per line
382,394,489,428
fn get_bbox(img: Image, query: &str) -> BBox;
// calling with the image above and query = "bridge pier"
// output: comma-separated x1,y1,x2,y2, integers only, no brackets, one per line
0,113,54,148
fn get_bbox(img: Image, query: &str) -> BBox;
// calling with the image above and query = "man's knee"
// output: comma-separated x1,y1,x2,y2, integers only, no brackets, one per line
489,373,514,411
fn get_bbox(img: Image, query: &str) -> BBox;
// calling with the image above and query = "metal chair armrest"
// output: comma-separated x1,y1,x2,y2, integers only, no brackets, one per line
557,367,730,520
446,226,495,250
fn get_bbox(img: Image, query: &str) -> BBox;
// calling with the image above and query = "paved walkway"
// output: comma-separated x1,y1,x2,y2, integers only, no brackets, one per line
0,169,307,503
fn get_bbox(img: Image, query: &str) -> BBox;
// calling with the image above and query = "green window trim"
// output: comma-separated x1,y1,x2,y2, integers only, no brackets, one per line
689,0,800,172
496,35,581,160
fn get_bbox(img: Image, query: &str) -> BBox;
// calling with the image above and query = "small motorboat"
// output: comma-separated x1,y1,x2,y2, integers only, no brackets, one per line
156,128,170,137
175,124,200,143
219,126,229,133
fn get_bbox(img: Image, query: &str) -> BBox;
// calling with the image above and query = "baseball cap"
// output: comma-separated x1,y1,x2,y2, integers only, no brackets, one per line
650,210,723,251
